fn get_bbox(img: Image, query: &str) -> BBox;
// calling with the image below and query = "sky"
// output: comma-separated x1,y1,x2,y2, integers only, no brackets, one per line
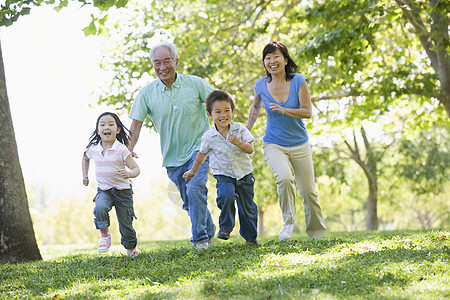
1,4,165,202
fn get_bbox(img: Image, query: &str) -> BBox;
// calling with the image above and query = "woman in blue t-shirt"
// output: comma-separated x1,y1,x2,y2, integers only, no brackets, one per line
247,41,326,241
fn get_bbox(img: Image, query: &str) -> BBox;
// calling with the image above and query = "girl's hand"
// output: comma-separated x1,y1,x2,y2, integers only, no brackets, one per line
182,170,195,181
270,103,286,115
117,169,131,178
83,175,89,186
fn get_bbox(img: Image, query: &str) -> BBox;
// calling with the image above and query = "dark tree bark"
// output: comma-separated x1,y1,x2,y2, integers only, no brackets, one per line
0,41,42,264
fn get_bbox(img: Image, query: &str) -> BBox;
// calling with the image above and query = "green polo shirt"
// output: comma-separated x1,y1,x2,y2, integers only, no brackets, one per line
129,73,213,167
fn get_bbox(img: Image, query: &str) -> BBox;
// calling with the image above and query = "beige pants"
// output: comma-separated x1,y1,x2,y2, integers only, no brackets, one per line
263,141,326,239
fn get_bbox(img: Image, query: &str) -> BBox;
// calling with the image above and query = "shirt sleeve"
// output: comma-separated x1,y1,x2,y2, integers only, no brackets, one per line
121,144,132,161
239,123,254,143
129,87,151,122
199,134,211,154
85,147,92,159
193,76,214,103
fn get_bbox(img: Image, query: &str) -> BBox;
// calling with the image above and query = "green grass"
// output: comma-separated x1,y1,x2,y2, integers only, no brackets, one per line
1,230,449,299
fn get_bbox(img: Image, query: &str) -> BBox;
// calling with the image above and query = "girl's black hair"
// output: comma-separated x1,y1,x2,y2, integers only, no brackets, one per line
86,112,131,149
206,90,235,114
262,41,298,83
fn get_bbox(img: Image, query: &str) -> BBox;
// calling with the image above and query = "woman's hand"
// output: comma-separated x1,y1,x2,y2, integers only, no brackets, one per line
270,103,286,115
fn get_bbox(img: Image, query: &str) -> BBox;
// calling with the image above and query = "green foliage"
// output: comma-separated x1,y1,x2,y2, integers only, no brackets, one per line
1,230,448,299
396,128,450,195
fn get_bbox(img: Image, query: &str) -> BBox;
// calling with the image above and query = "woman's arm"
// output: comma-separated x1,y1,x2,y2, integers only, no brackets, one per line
246,93,263,131
269,81,313,119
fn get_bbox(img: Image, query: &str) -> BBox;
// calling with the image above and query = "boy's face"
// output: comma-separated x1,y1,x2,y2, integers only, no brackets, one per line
208,100,233,131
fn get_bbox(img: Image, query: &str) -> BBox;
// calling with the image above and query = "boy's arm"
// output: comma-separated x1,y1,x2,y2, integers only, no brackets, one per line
120,155,141,178
182,152,209,181
227,134,254,154
82,152,90,186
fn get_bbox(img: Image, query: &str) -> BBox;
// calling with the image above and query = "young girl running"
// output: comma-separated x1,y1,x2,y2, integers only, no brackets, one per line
82,112,140,257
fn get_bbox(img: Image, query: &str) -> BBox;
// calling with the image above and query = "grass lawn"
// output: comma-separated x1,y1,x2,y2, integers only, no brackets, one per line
1,230,449,299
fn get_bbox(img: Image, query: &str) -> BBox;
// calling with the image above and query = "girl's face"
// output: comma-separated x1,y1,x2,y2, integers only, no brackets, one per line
264,48,287,76
208,100,233,131
97,115,120,144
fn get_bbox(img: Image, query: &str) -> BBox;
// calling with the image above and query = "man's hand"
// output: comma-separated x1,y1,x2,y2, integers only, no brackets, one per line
83,175,89,186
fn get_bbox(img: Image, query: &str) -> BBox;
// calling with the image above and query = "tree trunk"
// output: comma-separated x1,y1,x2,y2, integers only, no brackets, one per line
0,41,42,264
365,175,378,230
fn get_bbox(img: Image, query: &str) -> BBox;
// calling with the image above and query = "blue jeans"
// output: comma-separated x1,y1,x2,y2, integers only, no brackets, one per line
93,187,137,249
214,173,258,242
166,151,215,244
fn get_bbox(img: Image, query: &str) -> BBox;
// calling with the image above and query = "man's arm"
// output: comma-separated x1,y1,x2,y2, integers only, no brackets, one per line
128,119,143,157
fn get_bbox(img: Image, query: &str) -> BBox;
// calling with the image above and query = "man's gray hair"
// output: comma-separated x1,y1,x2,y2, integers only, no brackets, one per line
149,41,179,62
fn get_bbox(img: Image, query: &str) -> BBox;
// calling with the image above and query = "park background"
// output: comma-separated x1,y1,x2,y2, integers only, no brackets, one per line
1,1,449,248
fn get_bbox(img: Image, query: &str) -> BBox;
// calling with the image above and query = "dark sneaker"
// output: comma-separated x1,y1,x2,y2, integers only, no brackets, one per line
246,240,258,245
217,228,232,240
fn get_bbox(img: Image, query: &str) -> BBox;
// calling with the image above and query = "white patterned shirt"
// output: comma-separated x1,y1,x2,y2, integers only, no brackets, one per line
199,121,254,180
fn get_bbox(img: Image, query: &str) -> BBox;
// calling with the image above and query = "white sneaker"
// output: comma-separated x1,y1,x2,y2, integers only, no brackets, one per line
98,233,111,253
195,241,209,249
279,224,294,241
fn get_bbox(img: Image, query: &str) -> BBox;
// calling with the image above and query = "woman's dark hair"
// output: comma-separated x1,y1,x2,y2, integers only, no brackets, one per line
262,41,298,82
86,112,131,149
206,90,235,114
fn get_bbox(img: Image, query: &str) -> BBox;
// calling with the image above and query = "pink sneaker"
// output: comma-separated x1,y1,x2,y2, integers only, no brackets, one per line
126,248,138,258
97,232,111,253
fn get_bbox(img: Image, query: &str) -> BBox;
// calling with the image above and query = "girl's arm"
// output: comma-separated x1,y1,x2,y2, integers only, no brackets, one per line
227,134,254,154
269,82,312,118
246,93,263,131
82,152,90,186
182,152,209,181
119,155,141,178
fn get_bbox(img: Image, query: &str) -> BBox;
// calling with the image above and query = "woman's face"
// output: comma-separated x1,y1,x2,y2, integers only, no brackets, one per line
263,48,287,76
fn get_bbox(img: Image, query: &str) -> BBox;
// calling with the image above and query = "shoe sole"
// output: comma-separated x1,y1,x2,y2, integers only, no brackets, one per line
98,248,110,253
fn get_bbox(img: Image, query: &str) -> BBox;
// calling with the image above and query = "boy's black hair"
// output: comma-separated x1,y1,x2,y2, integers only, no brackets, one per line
86,112,131,149
206,90,235,114
262,41,298,83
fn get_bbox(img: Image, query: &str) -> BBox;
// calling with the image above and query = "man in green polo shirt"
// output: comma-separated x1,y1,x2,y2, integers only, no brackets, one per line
128,41,215,249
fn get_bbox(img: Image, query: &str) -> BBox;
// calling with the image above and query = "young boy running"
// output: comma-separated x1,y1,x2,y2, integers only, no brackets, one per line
183,90,258,243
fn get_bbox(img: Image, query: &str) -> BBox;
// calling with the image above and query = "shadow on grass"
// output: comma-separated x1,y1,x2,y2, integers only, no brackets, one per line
1,230,448,299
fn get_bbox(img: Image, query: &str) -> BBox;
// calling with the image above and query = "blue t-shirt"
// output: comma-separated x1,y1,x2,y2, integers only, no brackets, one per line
254,73,309,147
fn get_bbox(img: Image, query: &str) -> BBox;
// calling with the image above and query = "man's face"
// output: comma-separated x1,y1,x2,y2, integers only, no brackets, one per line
152,47,178,86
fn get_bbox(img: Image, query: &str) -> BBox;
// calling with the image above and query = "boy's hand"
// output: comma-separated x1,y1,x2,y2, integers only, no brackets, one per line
83,175,89,186
227,133,241,145
183,170,195,181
